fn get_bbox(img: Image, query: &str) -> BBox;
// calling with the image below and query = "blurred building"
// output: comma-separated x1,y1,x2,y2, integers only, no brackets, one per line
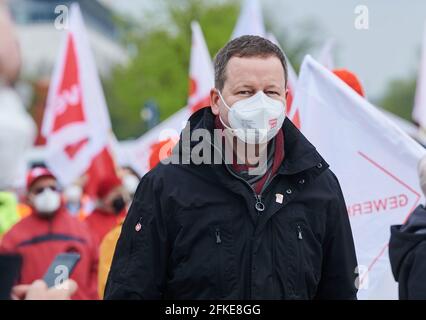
8,0,128,79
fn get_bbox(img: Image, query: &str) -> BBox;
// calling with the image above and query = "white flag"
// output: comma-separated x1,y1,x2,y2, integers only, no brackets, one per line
293,55,426,299
317,39,335,70
231,0,265,39
266,33,300,127
42,3,114,187
266,32,300,121
188,21,214,113
266,33,298,88
413,22,426,128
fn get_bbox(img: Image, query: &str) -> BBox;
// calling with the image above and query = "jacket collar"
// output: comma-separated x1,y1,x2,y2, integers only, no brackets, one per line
278,117,327,175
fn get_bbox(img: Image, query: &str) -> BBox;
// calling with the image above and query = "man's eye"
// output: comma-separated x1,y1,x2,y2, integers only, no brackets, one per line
237,91,251,95
266,91,279,96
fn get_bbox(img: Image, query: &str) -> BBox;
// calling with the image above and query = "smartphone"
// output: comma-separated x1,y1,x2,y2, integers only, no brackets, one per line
43,253,81,288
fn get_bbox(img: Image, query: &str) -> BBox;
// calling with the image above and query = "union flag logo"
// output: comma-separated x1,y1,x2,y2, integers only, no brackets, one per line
269,118,278,129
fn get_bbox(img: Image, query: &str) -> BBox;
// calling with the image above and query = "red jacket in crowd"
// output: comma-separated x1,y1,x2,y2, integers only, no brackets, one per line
0,207,99,300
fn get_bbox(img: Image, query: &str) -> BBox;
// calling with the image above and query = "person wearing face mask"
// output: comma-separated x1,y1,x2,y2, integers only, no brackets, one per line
120,166,141,202
0,167,99,299
105,36,357,300
85,175,128,247
64,183,84,217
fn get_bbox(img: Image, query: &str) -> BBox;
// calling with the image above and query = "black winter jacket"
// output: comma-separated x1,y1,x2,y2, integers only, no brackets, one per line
105,107,358,300
389,205,426,299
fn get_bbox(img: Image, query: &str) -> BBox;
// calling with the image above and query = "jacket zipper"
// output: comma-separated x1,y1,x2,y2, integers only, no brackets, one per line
213,139,280,214
224,165,279,215
294,223,304,298
215,227,224,298
215,227,222,244
297,225,303,240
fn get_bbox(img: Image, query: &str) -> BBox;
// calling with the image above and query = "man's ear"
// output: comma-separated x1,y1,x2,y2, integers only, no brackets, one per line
210,88,220,116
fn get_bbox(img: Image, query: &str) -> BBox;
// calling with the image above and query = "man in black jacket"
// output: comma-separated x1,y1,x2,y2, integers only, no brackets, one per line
105,35,358,300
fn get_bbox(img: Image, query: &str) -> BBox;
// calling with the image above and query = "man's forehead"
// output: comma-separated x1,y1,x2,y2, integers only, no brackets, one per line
224,56,285,88
30,177,57,190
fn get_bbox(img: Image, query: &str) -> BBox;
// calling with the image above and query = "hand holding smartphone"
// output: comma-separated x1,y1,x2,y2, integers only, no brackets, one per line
43,253,81,288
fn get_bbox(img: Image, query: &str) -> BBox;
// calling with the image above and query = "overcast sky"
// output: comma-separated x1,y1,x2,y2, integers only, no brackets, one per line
102,0,425,101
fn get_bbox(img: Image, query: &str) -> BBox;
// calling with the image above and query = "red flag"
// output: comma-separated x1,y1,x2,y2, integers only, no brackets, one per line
52,35,85,132
84,146,118,198
42,4,119,196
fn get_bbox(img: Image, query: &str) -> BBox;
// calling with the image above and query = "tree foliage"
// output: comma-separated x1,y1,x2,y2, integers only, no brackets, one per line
104,0,239,139
379,76,416,122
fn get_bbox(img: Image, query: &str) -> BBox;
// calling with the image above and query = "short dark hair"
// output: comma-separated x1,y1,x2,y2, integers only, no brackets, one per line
214,35,288,91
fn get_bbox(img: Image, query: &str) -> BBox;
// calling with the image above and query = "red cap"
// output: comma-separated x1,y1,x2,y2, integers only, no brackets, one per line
27,167,56,190
96,175,122,199
333,69,365,97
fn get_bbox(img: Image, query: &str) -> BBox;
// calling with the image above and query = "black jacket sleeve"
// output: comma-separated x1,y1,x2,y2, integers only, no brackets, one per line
406,242,426,299
104,172,170,299
314,173,358,299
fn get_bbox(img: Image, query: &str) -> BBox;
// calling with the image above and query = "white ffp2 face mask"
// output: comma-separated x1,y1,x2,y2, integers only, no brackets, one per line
33,188,61,216
218,91,286,144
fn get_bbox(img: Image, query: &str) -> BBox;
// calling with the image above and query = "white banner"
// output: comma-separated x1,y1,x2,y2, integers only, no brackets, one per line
293,55,426,299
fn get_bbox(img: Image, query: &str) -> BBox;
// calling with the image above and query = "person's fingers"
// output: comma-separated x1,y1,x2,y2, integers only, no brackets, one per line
46,279,78,300
31,280,48,290
66,279,78,295
11,284,30,300
25,280,49,300
57,279,78,296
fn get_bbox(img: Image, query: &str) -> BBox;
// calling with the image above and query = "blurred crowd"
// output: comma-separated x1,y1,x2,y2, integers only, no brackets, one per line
0,1,144,300
0,165,141,300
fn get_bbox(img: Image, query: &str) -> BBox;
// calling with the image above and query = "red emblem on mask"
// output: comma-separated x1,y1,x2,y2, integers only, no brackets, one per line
269,118,278,129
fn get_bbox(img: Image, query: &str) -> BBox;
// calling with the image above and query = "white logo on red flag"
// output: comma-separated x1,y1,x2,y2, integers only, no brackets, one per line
52,35,84,132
